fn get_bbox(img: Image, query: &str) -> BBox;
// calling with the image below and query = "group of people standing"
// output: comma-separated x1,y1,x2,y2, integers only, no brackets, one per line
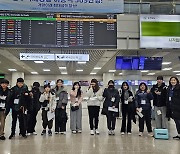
0,76,180,140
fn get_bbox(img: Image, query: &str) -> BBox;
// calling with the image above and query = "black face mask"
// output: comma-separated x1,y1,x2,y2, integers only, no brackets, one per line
108,85,114,89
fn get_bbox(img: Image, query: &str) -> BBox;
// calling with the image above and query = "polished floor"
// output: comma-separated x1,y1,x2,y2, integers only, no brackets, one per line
0,108,180,154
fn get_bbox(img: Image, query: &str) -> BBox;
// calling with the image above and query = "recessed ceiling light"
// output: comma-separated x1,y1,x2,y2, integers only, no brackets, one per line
147,73,155,75
173,70,180,73
8,69,17,72
59,67,66,69
141,70,149,73
119,73,123,75
162,68,172,71
162,62,171,65
109,70,116,72
94,67,101,70
76,70,83,72
43,69,50,72
31,72,38,74
61,72,67,74
78,61,86,64
90,73,96,75
34,61,44,63
176,73,180,76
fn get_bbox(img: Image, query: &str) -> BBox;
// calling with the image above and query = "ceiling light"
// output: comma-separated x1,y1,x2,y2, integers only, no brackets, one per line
119,73,123,75
34,61,44,63
147,73,155,75
109,70,116,73
173,71,180,73
8,69,17,72
43,69,50,72
162,62,171,65
162,68,172,71
94,67,101,70
61,72,67,74
78,61,86,64
90,73,97,75
176,73,180,76
59,67,66,69
76,70,83,72
31,72,38,74
141,70,149,73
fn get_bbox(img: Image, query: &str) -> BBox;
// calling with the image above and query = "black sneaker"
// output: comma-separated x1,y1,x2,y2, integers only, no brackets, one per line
9,134,15,139
22,134,27,138
41,130,46,136
48,130,52,136
0,136,6,140
173,135,180,140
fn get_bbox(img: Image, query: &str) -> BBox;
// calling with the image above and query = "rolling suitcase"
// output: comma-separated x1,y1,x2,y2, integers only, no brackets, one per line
154,129,169,140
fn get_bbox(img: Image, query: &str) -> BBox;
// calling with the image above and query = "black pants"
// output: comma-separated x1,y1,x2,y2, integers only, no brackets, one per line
55,108,67,132
42,110,53,129
88,106,100,130
174,119,180,134
106,111,116,130
139,109,152,132
121,105,132,133
11,110,27,136
27,110,39,133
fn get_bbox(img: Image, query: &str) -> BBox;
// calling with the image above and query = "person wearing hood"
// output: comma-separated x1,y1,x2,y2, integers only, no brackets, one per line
54,79,68,135
151,76,167,129
102,80,120,135
135,82,153,137
0,79,10,140
166,77,180,140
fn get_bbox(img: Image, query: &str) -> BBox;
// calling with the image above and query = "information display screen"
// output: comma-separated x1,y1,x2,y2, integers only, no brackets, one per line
0,11,117,48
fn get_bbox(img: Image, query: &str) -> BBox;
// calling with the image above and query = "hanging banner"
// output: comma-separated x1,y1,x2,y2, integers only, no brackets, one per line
0,0,124,13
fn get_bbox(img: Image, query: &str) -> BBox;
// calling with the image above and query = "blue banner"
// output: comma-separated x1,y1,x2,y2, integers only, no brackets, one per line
0,0,124,13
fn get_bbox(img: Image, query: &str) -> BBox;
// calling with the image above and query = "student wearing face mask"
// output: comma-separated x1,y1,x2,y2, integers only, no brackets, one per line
53,79,68,135
120,82,134,135
102,80,120,135
70,82,83,134
135,82,153,137
39,84,56,136
166,77,180,140
86,79,103,135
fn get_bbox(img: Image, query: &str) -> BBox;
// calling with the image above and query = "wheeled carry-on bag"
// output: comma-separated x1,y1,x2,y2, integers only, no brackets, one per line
154,129,169,140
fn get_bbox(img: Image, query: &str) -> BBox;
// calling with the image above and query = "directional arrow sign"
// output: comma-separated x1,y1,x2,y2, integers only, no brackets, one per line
20,53,55,61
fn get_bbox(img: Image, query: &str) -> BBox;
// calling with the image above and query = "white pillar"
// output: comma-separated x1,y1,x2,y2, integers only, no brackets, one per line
11,72,24,87
103,73,114,88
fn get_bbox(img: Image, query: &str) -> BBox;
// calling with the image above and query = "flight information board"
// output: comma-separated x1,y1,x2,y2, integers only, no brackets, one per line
0,12,117,49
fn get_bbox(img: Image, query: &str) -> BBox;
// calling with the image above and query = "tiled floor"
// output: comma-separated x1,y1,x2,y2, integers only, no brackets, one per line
0,109,180,154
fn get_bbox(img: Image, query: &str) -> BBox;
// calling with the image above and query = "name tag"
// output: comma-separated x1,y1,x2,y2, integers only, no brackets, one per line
111,97,115,102
14,99,19,105
56,97,59,101
141,100,146,105
157,110,162,115
0,96,7,100
0,103,5,108
124,100,128,105
169,97,171,101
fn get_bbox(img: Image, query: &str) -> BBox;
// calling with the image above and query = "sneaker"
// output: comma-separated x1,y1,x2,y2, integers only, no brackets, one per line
22,134,27,138
111,130,115,135
139,132,143,136
77,130,82,133
63,132,66,135
148,132,154,137
41,130,46,136
95,129,100,135
27,133,31,136
121,132,125,135
108,130,112,135
33,132,37,135
90,130,94,135
173,135,180,140
48,130,52,136
9,134,15,139
55,132,59,134
0,136,6,140
128,132,132,135
72,131,76,134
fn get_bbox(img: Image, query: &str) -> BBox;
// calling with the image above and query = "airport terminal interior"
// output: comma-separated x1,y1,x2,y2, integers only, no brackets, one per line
0,0,180,154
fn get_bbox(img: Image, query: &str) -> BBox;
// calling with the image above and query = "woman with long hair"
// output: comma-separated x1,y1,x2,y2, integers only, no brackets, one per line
70,82,83,134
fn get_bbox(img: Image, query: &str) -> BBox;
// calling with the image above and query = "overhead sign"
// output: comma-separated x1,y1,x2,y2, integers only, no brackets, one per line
0,0,124,13
20,53,55,60
55,54,89,61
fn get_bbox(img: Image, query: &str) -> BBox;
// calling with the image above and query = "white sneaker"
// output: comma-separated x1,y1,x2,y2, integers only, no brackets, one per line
63,132,66,135
90,130,94,135
27,133,31,136
95,129,100,135
139,132,143,136
121,132,125,135
111,130,115,135
128,132,132,135
72,131,76,134
33,132,37,135
148,132,153,137
77,130,82,133
108,130,112,135
55,132,59,134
